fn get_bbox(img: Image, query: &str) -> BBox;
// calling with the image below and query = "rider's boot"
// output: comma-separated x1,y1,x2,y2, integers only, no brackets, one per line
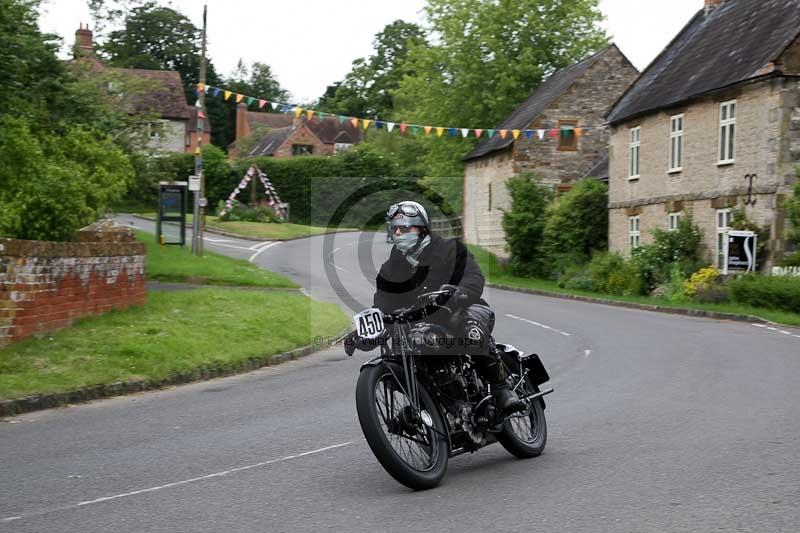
482,356,525,414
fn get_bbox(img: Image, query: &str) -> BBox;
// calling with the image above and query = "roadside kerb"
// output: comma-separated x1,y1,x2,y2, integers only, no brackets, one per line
487,282,779,326
0,330,348,418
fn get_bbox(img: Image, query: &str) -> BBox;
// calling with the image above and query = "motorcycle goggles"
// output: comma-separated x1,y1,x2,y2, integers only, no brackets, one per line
386,203,420,221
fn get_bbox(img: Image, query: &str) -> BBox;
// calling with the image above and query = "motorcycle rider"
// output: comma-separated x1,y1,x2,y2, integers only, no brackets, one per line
356,200,524,414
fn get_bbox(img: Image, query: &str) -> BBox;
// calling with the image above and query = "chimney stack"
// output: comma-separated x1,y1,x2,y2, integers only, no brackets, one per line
74,23,94,57
704,0,723,15
236,103,251,141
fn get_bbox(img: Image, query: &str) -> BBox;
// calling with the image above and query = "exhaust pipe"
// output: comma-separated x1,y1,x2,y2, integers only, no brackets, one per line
522,388,554,402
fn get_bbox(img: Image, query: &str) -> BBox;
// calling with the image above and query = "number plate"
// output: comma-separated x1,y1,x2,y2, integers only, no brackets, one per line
353,308,385,340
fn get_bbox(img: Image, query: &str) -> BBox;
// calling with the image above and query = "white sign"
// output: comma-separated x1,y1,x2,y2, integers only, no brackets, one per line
188,175,200,191
352,308,385,340
724,230,757,274
199,197,208,208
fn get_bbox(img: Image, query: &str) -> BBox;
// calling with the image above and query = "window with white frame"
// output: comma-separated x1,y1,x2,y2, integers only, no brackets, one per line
716,208,732,268
719,100,736,164
629,127,641,179
669,114,683,171
668,212,681,231
629,216,641,249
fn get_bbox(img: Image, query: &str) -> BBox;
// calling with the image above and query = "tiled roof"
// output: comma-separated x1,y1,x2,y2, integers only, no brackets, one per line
246,125,296,156
246,112,293,129
463,46,615,161
607,0,800,125
307,117,362,144
113,68,190,120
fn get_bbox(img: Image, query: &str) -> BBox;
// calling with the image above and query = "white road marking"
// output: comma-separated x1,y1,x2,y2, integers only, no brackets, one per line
248,240,273,251
4,442,352,522
751,323,800,342
584,350,592,358
248,241,280,263
203,241,254,252
505,314,572,337
204,237,236,243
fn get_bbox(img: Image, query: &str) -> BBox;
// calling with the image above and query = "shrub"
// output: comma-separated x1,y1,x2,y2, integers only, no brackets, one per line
0,117,132,241
729,274,800,313
781,251,800,267
501,174,553,277
586,251,644,296
684,266,728,303
219,201,282,223
786,180,800,245
632,216,703,290
542,179,608,275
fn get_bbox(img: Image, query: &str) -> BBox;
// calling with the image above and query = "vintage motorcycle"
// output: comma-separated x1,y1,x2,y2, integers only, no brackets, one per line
346,290,553,490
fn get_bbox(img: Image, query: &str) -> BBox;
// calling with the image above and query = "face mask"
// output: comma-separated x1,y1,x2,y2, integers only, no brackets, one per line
393,232,419,254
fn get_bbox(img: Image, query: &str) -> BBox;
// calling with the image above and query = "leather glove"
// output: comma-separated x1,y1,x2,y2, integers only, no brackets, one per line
343,331,357,357
436,284,470,308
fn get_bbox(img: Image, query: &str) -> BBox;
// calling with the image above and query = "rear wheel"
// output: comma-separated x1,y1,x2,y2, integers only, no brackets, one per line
356,364,448,490
496,357,547,458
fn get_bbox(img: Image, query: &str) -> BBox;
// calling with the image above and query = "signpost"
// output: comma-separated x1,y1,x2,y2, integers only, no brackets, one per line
157,181,187,246
724,230,757,274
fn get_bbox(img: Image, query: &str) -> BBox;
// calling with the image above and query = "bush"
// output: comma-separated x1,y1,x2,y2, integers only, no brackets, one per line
631,216,703,290
729,274,800,313
0,117,132,241
786,180,800,245
542,179,608,275
586,251,644,296
684,266,728,303
219,201,282,223
501,174,553,277
781,251,800,267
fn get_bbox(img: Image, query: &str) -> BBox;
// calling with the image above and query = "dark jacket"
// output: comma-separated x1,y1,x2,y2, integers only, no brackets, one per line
374,234,485,313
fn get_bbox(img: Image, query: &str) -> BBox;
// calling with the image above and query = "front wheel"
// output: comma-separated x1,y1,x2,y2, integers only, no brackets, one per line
356,364,448,490
496,367,547,458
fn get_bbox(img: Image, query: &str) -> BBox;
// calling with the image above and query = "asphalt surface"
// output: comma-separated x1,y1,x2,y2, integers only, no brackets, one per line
2,216,799,532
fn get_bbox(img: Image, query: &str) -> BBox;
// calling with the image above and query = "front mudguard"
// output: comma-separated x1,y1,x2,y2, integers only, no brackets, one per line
359,355,385,372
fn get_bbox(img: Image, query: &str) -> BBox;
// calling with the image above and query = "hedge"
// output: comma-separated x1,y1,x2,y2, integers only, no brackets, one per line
729,275,800,314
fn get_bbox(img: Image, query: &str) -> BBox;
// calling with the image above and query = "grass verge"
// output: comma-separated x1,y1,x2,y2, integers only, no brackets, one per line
0,289,349,400
138,230,297,288
137,213,354,241
468,245,800,327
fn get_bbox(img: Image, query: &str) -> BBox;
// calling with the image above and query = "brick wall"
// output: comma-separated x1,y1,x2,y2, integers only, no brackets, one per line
273,125,327,158
0,220,146,347
608,77,800,266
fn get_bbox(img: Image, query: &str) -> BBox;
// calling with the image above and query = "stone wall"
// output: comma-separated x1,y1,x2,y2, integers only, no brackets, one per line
463,149,515,258
147,119,187,153
608,77,800,266
0,221,146,347
464,45,638,259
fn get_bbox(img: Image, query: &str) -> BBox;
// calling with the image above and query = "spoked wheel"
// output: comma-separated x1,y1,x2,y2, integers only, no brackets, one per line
496,368,547,458
356,364,448,489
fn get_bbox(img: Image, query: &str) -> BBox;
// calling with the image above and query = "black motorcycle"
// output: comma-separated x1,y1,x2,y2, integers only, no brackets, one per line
347,290,552,490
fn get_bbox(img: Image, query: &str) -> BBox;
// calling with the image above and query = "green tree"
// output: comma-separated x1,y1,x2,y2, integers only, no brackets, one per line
394,0,607,127
0,117,133,240
542,179,608,274
318,20,425,118
501,174,554,276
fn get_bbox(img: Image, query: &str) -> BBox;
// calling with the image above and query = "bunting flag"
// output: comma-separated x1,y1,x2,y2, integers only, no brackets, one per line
202,84,606,143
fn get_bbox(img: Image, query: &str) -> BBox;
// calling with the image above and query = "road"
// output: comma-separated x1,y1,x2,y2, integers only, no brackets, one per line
2,217,799,532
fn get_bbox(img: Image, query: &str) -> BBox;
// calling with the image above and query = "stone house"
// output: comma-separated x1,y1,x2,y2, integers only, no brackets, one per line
72,25,208,153
231,103,362,158
462,45,639,258
606,0,800,268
